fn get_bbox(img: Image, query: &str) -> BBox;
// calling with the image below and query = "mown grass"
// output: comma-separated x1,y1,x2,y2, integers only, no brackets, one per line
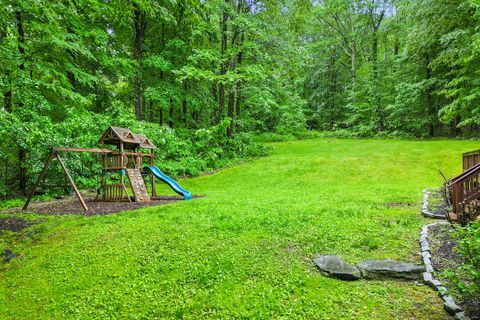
0,138,477,319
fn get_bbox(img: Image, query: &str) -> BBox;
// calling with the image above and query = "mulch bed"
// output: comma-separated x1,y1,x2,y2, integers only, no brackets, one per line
9,195,193,215
428,223,480,319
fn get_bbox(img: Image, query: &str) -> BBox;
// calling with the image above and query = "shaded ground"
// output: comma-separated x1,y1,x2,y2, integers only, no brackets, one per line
427,188,449,219
11,196,192,215
0,217,30,232
429,223,480,319
0,217,31,264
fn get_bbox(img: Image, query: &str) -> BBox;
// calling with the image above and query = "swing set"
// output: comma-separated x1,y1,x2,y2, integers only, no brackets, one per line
23,126,192,212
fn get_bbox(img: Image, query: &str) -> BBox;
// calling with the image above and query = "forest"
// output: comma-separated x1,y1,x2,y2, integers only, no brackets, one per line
1,0,480,196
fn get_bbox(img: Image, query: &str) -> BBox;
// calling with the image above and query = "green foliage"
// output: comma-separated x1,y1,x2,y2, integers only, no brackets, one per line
448,222,480,297
1,138,473,318
2,0,480,197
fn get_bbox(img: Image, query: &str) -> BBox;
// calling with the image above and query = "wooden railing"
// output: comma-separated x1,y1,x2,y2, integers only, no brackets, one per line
446,162,480,224
105,184,130,202
104,152,153,170
105,154,128,169
463,149,480,171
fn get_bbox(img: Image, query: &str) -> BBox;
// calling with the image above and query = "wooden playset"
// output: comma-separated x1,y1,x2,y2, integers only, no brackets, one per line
23,126,192,212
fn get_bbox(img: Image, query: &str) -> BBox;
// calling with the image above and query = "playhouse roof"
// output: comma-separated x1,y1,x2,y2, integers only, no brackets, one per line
98,126,155,149
134,134,156,149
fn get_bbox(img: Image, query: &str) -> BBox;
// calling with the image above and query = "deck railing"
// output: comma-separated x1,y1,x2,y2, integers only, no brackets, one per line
446,162,480,224
463,149,480,171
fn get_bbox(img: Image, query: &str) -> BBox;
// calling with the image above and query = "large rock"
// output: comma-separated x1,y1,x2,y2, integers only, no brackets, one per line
357,259,424,280
312,255,361,280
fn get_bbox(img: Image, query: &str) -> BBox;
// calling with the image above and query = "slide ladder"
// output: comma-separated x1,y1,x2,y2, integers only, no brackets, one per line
144,166,192,200
126,168,150,202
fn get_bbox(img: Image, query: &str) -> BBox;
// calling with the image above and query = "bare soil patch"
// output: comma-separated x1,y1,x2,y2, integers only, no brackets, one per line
0,217,30,232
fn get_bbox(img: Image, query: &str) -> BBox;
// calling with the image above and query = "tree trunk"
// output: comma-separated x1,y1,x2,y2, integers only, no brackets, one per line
235,31,244,133
351,41,356,90
149,100,154,122
371,28,384,131
133,4,147,120
235,82,241,132
169,97,174,128
16,11,27,195
18,148,26,195
182,80,188,125
218,10,228,123
425,54,435,137
16,11,25,71
227,88,235,137
0,28,11,112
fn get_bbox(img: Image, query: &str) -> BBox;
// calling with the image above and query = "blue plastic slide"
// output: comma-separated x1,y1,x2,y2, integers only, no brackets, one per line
144,166,193,200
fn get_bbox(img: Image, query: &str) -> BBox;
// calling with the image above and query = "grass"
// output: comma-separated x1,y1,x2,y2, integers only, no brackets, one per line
0,138,477,319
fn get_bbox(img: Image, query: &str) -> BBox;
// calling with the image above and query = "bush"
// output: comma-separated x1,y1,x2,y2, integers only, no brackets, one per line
0,108,270,197
448,221,480,298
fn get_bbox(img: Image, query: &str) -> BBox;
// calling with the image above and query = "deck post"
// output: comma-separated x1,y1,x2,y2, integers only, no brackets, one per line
150,149,156,196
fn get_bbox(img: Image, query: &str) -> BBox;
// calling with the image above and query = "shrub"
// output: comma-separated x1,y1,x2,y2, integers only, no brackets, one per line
448,221,480,298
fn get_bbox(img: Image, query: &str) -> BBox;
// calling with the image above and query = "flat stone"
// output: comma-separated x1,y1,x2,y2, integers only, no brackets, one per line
421,243,430,252
421,251,431,259
425,278,441,289
312,255,361,280
423,256,431,265
443,296,462,315
455,312,470,320
356,259,424,280
431,279,442,287
425,264,434,273
423,272,432,282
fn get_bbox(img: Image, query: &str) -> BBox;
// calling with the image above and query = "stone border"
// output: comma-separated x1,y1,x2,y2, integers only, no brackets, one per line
422,189,447,219
421,189,434,218
420,222,470,320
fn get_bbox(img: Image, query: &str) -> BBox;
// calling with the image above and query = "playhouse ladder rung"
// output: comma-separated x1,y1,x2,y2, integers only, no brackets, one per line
126,169,150,202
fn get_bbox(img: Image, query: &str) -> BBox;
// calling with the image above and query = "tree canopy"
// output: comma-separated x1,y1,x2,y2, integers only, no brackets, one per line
1,0,479,195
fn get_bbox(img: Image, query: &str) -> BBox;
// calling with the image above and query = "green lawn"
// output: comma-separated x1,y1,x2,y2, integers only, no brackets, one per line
0,139,477,319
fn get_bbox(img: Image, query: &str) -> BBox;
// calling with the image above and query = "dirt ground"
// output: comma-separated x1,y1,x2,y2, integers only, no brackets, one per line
428,223,479,319
0,217,31,231
9,195,193,215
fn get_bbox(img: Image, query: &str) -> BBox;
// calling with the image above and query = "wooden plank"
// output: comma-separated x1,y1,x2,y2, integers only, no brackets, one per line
56,154,89,211
122,184,132,202
126,169,150,202
23,153,55,210
54,147,112,153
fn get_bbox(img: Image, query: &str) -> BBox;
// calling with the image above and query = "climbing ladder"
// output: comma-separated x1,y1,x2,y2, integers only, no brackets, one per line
126,169,150,202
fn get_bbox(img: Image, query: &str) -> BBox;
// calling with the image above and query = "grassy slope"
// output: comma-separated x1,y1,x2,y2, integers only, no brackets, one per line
0,138,477,319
